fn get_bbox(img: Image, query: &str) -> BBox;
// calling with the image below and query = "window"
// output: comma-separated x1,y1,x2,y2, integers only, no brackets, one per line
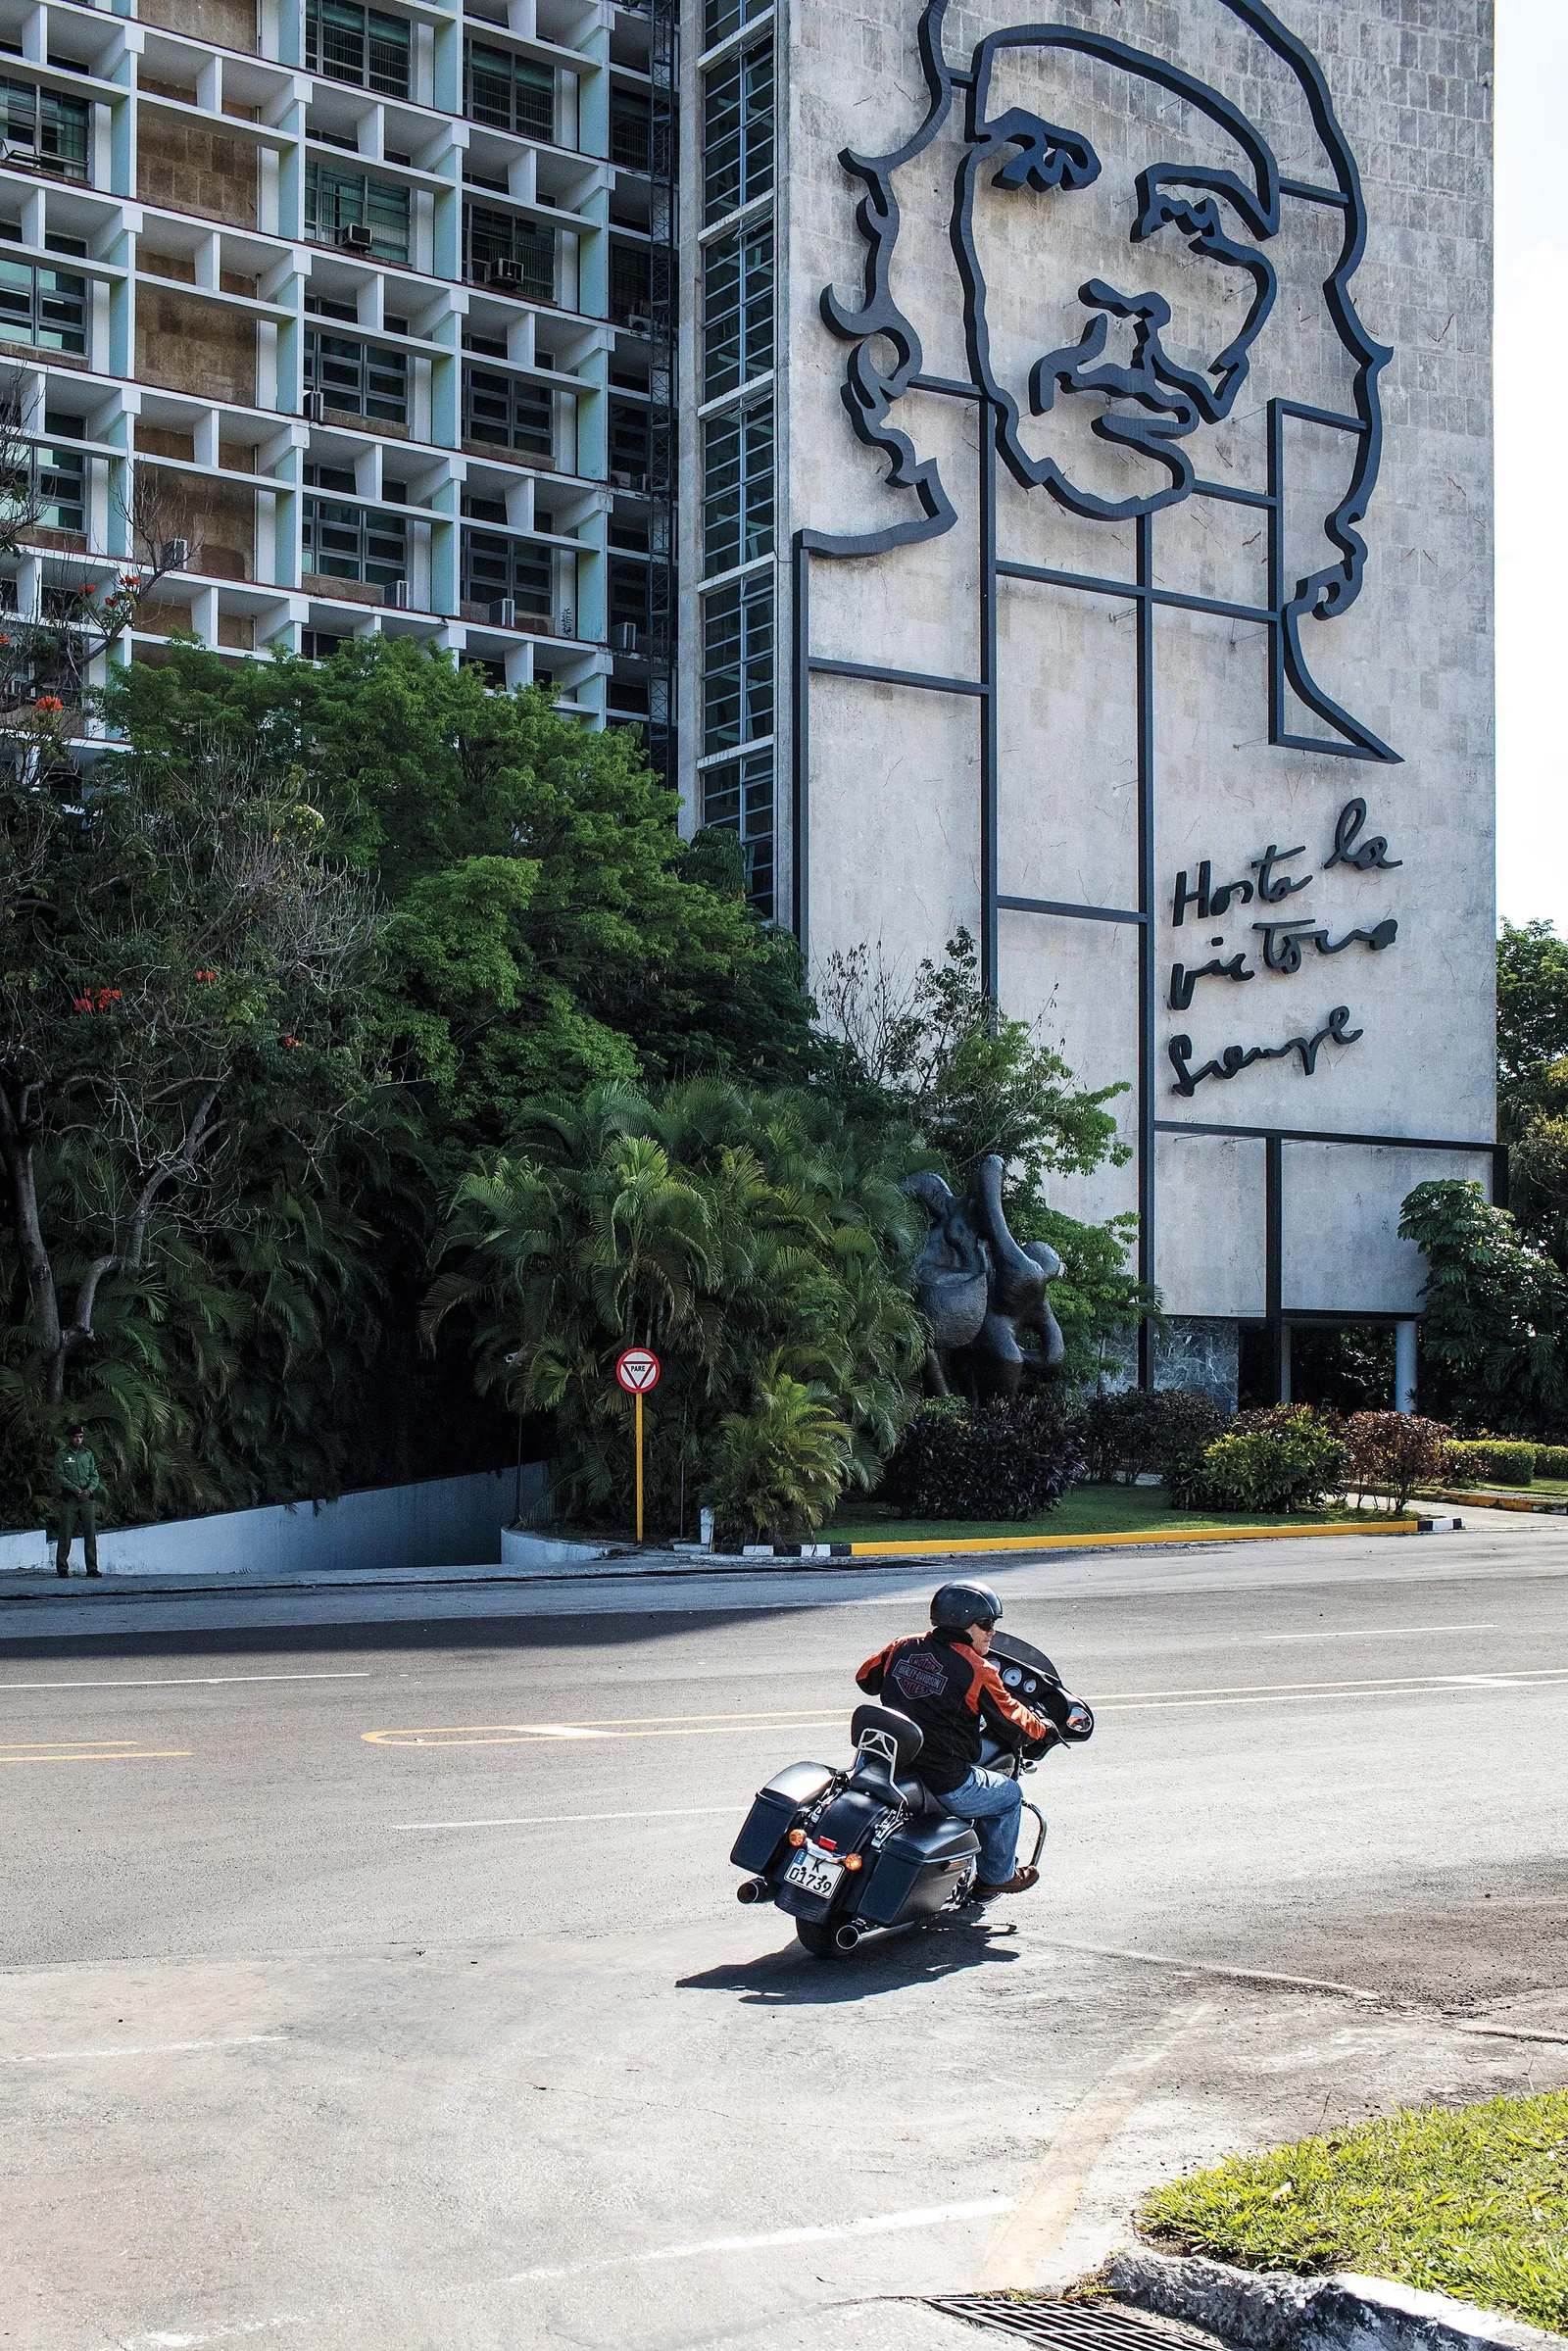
610,243,651,327
704,0,769,49
703,42,771,222
305,330,408,423
702,570,771,753
609,555,648,633
610,85,650,171
306,164,410,265
465,42,555,140
465,205,555,300
0,79,88,181
461,528,551,614
702,397,772,575
701,748,774,917
463,367,553,460
29,442,84,533
0,258,85,353
302,496,406,585
702,222,771,400
609,399,649,487
305,0,411,97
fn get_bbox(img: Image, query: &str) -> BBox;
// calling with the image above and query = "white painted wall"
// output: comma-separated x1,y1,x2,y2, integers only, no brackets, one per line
22,1465,547,1579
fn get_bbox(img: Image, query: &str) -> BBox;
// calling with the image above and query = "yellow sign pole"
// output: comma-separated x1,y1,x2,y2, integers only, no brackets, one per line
635,1390,645,1544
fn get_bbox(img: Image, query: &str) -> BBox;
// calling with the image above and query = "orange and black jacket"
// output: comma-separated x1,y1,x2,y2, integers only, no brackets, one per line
856,1629,1055,1795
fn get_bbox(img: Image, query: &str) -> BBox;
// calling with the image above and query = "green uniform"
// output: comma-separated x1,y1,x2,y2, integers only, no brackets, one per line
55,1442,101,1574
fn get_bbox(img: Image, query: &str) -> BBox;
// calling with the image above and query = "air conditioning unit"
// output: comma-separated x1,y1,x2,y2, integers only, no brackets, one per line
336,223,373,253
487,596,515,628
382,579,411,609
487,258,526,290
160,537,189,571
302,389,325,422
611,621,638,654
623,315,652,336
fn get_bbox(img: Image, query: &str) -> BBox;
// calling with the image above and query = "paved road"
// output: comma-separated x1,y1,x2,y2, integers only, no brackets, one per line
4,1517,1568,2351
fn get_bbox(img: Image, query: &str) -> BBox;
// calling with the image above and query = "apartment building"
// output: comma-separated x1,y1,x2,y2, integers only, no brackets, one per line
0,0,674,744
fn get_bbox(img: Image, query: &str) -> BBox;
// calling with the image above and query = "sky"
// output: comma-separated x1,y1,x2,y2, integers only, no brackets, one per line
1495,0,1566,927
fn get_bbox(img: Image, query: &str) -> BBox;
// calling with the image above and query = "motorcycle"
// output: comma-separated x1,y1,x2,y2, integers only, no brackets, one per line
728,1631,1095,1959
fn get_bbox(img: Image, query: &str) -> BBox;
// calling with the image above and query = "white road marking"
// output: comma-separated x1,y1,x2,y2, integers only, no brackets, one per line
392,1804,747,1831
505,2195,1015,2281
0,1672,371,1692
1035,1938,1378,2000
1262,1623,1494,1641
5,2034,286,2065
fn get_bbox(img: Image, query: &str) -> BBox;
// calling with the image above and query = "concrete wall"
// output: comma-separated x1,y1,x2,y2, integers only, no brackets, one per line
22,1465,547,1578
782,0,1494,1326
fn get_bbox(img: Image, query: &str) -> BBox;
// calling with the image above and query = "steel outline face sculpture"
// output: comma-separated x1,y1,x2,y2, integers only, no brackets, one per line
817,0,1396,763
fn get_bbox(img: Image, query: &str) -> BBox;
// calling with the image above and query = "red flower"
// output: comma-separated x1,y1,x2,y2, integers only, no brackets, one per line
72,995,91,1011
34,695,64,713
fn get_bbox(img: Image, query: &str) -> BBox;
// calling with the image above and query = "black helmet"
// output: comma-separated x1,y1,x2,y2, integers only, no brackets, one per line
930,1580,1003,1633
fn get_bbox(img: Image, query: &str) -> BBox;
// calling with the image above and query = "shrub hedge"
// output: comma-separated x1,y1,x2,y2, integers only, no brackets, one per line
1170,1405,1348,1514
1536,1445,1568,1480
1078,1387,1228,1485
879,1393,1086,1521
1441,1439,1538,1488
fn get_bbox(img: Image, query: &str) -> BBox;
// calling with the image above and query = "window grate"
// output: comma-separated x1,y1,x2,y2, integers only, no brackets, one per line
0,258,85,353
463,367,552,459
700,744,773,917
702,569,772,754
702,395,772,575
305,163,410,264
302,496,406,586
305,0,411,97
305,330,408,423
0,77,88,180
465,42,554,140
702,221,771,401
703,39,772,223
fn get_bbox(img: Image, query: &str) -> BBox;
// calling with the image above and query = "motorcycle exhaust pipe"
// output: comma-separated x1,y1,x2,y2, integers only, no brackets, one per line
736,1877,773,1905
833,1922,861,1953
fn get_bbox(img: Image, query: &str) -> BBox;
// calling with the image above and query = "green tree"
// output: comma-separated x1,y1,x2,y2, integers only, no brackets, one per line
1497,919,1568,1113
100,640,818,1142
1398,1179,1568,1434
422,1078,924,1532
0,738,377,1409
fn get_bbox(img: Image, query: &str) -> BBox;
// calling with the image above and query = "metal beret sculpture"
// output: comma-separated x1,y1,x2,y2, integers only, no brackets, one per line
904,1153,1065,1402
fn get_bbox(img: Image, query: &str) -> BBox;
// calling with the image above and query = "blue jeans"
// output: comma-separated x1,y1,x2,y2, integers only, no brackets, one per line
939,1765,1023,1885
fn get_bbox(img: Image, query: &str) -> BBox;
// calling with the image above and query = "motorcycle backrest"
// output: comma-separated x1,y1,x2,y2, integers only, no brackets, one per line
849,1704,924,1798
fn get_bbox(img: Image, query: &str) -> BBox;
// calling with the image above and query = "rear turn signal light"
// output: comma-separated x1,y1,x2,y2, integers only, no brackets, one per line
844,1853,863,1872
787,1828,806,1846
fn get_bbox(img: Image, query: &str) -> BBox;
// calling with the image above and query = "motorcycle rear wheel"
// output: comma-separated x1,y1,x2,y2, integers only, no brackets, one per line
795,1919,852,1960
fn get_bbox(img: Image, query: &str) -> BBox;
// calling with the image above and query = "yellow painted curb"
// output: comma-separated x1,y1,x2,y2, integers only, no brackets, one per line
846,1517,1421,1557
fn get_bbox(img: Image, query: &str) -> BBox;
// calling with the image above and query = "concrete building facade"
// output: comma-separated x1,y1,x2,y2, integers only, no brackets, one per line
4,0,1494,1398
676,0,1497,1401
0,0,672,726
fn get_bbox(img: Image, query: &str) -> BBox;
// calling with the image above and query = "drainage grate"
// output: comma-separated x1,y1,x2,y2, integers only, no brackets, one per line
923,2298,1220,2351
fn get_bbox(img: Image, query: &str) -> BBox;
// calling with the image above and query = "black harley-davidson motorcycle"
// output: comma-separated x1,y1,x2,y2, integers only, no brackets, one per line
728,1631,1094,1958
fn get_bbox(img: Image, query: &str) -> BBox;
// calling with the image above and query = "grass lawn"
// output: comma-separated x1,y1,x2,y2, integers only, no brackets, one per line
822,1483,1403,1545
1139,2093,1568,2331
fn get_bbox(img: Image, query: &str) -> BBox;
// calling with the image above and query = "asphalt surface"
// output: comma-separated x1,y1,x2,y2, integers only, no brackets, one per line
4,1516,1568,2351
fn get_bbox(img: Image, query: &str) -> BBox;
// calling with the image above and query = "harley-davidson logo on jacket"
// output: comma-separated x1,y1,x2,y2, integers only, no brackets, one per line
856,1630,1053,1795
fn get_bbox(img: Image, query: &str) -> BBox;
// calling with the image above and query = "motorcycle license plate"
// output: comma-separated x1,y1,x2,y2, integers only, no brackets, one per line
784,1849,844,1900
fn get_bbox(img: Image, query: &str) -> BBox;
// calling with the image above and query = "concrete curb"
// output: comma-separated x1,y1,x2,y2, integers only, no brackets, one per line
1105,2247,1568,2351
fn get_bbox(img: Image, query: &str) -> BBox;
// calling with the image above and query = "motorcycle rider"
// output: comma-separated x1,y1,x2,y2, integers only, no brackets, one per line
856,1581,1089,1899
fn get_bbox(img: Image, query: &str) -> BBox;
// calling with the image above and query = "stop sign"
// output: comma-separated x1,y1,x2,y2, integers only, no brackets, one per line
615,1347,662,1395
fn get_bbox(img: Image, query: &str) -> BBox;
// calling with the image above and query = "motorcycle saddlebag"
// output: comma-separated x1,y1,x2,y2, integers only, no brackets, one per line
858,1814,979,1926
730,1761,834,1873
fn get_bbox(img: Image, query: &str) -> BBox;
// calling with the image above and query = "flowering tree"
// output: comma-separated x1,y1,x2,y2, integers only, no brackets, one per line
0,739,379,1404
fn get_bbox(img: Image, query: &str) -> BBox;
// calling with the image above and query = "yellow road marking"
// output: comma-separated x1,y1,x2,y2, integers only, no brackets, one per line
0,1741,190,1763
361,1668,1568,1748
848,1517,1420,1554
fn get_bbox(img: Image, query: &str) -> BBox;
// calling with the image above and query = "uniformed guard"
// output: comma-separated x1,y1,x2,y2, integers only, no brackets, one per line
54,1423,102,1578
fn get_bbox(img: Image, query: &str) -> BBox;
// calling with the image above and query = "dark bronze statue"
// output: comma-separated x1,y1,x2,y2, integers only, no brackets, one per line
904,1154,1065,1402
